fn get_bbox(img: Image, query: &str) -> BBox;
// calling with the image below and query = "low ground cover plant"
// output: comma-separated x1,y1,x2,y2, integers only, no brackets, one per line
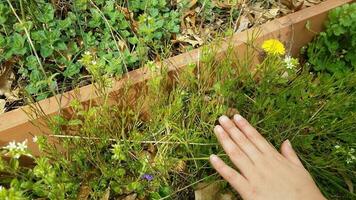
0,0,322,112
306,3,356,77
0,3,355,200
0,33,355,199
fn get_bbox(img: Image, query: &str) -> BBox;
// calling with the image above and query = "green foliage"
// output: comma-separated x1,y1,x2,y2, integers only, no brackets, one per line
0,0,183,100
307,3,356,77
0,0,244,103
1,37,356,199
0,3,355,200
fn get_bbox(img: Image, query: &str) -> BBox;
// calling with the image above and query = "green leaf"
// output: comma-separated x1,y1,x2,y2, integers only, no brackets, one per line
11,33,27,55
55,42,67,51
68,119,82,126
26,55,39,70
36,3,55,23
29,69,44,83
159,186,171,197
88,9,102,28
58,17,72,30
332,24,345,36
13,21,33,32
31,30,45,42
73,0,88,11
40,44,53,58
9,159,19,171
120,30,131,38
0,3,10,24
63,63,82,77
0,34,5,46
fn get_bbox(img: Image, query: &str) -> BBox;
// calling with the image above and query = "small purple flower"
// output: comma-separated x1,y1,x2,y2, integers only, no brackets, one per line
142,174,154,181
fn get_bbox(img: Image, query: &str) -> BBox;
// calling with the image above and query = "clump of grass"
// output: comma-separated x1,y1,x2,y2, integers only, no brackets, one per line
0,35,355,199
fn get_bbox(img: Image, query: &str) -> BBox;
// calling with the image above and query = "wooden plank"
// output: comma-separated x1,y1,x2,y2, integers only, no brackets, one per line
0,0,353,155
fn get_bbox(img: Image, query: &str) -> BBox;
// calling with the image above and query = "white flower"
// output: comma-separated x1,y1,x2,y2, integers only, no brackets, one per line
334,145,341,149
284,56,295,69
92,60,97,65
32,136,38,143
4,141,17,151
0,185,3,191
84,51,91,55
17,140,28,151
346,158,353,164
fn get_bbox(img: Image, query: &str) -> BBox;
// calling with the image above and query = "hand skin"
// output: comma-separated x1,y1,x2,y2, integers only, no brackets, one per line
210,115,326,200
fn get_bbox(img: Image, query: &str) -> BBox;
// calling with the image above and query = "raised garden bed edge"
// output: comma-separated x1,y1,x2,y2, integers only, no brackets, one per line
0,0,354,156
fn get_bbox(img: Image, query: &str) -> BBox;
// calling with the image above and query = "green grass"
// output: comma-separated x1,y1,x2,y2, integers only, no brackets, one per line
0,0,321,108
0,36,355,199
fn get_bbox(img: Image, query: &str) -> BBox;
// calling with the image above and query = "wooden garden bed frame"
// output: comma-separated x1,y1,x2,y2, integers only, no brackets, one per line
0,0,353,156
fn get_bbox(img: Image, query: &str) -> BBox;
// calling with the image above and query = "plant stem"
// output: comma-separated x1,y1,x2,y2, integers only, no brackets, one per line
49,134,218,146
6,0,61,109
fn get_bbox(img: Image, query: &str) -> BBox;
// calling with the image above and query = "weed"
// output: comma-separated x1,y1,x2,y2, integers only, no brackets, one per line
306,3,356,77
0,35,355,199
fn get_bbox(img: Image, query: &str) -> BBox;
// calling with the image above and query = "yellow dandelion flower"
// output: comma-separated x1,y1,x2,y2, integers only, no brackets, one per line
261,39,285,55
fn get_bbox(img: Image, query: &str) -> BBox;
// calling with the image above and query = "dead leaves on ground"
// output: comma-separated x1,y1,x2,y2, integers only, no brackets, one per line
0,0,323,114
194,181,236,200
0,61,20,113
173,0,323,53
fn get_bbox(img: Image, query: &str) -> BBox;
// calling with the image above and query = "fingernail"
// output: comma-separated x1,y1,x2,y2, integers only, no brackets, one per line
234,114,243,121
210,154,218,162
286,139,292,147
219,115,229,123
214,125,223,133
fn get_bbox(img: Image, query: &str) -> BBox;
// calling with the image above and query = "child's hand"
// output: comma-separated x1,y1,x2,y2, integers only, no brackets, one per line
210,115,326,200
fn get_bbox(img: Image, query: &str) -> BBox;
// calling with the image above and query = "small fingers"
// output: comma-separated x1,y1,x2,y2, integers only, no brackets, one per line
219,116,261,162
233,114,275,153
210,154,250,196
280,140,304,168
214,125,254,176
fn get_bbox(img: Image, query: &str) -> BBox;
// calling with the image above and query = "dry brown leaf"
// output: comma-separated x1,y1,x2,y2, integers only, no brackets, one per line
307,0,321,3
304,0,321,7
0,67,19,101
293,0,304,10
118,39,127,51
195,182,221,200
264,8,280,19
226,107,239,118
100,187,110,200
195,181,236,200
341,173,354,193
116,5,138,33
0,74,12,95
235,15,250,33
280,0,303,10
175,34,203,47
245,3,266,25
178,0,198,8
122,193,137,200
0,64,12,93
213,0,241,9
0,99,5,114
174,160,187,172
218,192,234,200
280,0,293,8
279,7,292,15
180,10,196,33
77,184,91,200
182,11,197,32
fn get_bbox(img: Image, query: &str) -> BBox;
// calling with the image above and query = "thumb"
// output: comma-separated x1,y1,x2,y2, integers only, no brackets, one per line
281,139,304,167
